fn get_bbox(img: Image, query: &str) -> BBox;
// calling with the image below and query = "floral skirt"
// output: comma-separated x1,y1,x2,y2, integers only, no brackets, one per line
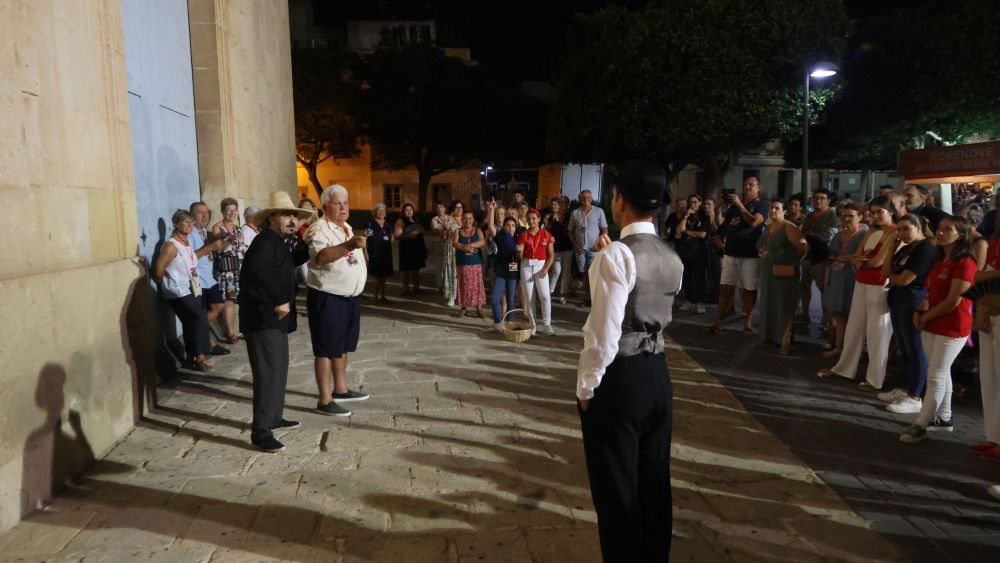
216,270,240,301
457,265,486,307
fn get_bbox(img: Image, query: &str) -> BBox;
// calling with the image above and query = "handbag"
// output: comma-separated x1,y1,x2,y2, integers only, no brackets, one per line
772,264,796,278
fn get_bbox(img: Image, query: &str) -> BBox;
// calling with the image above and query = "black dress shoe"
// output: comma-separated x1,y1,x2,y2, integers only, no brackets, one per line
211,345,231,356
272,419,301,430
251,435,285,453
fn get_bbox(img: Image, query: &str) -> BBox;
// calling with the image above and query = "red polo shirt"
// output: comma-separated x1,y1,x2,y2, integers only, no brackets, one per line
925,256,977,338
517,228,553,260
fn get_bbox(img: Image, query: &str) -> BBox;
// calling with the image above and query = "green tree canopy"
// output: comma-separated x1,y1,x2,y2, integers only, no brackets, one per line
800,0,1000,170
357,44,517,211
548,0,849,192
293,46,363,199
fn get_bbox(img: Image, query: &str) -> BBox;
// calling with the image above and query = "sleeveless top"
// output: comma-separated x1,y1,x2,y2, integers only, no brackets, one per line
855,229,888,286
455,230,483,266
163,237,196,298
617,234,684,357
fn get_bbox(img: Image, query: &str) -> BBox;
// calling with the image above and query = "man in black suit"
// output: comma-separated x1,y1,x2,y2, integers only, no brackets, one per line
240,192,312,452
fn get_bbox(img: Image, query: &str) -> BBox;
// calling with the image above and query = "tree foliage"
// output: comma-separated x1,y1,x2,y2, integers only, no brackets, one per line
802,0,1000,170
293,46,363,198
357,44,515,211
548,0,849,192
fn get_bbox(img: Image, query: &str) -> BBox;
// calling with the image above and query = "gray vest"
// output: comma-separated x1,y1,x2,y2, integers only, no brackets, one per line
617,233,683,357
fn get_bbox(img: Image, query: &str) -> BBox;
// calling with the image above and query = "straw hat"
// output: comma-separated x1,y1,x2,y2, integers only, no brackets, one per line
251,191,314,226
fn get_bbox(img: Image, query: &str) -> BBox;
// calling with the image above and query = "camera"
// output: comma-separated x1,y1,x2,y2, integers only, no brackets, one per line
722,189,736,197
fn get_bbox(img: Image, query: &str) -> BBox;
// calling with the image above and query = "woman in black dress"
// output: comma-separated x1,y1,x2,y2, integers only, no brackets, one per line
394,203,428,295
366,203,394,304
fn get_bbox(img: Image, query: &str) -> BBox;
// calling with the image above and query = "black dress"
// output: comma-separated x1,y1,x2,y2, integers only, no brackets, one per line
366,219,394,278
398,217,428,271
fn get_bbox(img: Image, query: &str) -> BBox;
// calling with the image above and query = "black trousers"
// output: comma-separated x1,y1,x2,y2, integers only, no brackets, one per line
580,352,673,563
167,294,212,358
247,329,289,442
681,252,707,304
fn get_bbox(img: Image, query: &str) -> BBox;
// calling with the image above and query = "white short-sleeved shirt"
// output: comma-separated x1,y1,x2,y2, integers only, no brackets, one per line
305,219,367,297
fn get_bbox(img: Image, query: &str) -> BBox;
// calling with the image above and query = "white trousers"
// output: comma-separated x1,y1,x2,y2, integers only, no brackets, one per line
549,250,573,295
915,332,966,428
980,326,1000,442
832,282,892,388
520,259,551,327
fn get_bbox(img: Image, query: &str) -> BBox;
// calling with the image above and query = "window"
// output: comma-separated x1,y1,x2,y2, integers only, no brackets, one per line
383,184,402,210
432,183,451,204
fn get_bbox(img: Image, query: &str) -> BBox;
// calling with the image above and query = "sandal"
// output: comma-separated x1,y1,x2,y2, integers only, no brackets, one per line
226,334,240,345
821,349,842,358
194,359,213,372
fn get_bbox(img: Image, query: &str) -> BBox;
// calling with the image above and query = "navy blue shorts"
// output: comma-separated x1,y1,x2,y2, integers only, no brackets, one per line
201,284,225,309
307,288,361,358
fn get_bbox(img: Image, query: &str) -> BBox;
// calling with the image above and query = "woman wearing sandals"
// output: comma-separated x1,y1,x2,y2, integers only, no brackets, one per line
756,200,806,355
211,197,248,344
394,203,427,296
155,210,216,372
971,218,1000,459
900,216,978,443
877,214,936,414
817,195,898,390
822,202,866,358
453,210,487,318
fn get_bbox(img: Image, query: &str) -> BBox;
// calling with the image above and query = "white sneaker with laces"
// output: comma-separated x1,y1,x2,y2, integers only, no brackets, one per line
876,388,907,403
540,324,555,336
886,396,922,414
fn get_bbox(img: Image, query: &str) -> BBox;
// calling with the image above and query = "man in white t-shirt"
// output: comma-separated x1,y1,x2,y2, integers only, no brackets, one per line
305,184,370,417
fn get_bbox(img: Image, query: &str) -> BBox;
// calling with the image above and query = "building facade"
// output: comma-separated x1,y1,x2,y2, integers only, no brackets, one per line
0,0,296,531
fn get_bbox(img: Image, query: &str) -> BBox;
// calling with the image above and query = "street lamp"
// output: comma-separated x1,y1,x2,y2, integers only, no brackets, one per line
480,165,494,205
802,61,838,196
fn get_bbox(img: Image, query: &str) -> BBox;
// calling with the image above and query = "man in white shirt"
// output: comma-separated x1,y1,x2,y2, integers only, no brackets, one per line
577,161,683,562
240,206,260,247
568,190,610,308
305,184,371,417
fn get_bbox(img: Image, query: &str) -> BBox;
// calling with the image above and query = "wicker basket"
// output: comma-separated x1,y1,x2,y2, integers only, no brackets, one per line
501,309,534,343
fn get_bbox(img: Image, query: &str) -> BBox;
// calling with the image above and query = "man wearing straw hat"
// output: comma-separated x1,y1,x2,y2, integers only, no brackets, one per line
240,191,313,452
576,160,683,562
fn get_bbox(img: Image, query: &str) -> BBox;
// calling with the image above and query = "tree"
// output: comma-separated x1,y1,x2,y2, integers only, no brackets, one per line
547,0,850,194
357,44,510,211
797,0,1000,170
293,46,362,199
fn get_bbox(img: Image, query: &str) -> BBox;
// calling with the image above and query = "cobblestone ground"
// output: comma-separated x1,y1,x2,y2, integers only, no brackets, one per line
668,302,1000,563
0,281,912,562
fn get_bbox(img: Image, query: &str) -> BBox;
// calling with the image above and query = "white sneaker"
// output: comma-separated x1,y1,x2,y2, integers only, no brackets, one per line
493,323,503,332
695,303,706,314
678,302,694,312
886,396,922,414
876,388,907,403
539,324,555,336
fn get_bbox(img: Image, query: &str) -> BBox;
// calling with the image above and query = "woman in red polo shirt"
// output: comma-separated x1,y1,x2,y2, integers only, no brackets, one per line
516,208,556,335
900,216,978,444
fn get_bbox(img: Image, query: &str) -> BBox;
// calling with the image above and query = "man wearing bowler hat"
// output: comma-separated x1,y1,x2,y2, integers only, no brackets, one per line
577,160,683,562
240,191,312,452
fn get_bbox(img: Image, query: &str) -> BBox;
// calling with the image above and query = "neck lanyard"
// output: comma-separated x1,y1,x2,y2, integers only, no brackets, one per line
525,229,545,257
174,235,197,272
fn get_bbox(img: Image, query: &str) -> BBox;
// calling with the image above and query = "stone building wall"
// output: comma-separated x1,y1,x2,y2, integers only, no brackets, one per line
190,0,297,210
0,0,143,532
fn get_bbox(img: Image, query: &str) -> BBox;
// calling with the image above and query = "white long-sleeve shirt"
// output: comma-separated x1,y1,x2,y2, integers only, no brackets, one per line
578,221,679,400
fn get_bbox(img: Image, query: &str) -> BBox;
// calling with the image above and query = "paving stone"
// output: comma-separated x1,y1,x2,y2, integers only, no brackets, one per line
339,534,452,563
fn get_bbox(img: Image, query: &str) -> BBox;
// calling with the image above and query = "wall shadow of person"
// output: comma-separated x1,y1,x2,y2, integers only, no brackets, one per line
20,363,97,518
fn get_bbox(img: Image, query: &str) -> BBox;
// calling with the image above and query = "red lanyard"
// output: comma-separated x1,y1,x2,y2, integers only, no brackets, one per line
174,236,197,272
525,230,546,258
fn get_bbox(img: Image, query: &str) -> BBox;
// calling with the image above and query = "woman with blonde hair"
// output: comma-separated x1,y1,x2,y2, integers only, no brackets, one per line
211,197,247,343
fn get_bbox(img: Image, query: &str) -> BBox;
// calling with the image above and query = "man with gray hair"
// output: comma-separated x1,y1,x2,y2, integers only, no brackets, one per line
567,189,609,308
305,184,370,416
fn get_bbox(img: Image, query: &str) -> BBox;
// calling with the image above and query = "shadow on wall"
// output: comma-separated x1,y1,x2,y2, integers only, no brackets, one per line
19,363,96,518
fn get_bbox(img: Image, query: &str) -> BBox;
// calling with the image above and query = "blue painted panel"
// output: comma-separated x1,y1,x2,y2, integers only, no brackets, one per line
121,0,200,264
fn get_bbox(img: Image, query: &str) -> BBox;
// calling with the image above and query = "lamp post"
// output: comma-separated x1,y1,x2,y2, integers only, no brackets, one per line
480,164,493,206
802,61,838,197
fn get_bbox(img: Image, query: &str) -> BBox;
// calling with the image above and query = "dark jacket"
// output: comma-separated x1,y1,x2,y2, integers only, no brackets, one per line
238,229,308,334
915,203,947,232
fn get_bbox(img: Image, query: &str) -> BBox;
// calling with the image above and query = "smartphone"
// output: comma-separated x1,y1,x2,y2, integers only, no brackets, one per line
722,189,736,197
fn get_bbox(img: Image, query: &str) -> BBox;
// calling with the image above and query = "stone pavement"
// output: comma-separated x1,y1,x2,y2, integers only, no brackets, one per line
668,306,1000,563
0,282,912,562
